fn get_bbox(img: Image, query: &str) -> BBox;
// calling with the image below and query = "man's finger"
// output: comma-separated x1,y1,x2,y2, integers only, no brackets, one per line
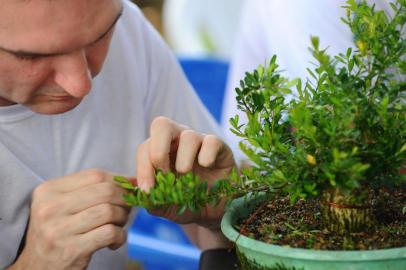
39,169,112,194
60,182,129,213
136,140,155,191
175,130,204,173
76,224,127,256
199,135,235,169
149,116,187,172
66,204,130,235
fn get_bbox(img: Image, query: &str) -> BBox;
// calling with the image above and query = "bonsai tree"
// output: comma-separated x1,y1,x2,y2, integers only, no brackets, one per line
116,0,405,239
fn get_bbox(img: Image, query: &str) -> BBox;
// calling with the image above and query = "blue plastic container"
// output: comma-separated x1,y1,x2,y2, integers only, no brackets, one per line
179,58,229,122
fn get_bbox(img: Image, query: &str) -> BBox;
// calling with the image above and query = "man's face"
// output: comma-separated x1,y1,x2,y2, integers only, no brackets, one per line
0,0,122,114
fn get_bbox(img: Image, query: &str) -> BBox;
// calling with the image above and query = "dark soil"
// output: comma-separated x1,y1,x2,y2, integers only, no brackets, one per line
235,188,406,250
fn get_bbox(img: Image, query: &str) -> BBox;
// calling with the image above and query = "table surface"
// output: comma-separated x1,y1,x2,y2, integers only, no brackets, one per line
198,248,240,270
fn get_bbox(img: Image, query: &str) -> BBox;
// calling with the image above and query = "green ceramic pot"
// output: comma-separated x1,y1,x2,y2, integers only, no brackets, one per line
221,194,406,270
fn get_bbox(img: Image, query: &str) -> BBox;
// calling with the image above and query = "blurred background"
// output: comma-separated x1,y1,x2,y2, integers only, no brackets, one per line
132,0,244,59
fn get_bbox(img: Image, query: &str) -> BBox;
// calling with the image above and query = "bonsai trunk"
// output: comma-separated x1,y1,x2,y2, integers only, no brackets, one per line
321,188,375,234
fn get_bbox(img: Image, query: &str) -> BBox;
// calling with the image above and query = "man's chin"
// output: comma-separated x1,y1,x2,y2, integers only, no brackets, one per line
27,98,83,115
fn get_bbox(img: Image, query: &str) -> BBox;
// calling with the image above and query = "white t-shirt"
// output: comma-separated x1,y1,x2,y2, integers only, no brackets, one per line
0,1,220,269
221,0,391,161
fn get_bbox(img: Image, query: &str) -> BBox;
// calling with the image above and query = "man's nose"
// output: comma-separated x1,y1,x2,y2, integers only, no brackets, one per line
53,49,92,98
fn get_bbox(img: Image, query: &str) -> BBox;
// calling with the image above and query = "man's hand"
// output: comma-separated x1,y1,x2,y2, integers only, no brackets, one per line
136,116,236,228
10,169,130,270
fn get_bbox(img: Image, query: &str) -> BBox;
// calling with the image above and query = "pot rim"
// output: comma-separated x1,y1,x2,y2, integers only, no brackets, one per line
221,194,406,262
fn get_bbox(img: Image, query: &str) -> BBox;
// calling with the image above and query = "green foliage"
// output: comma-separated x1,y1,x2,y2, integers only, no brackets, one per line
115,170,244,213
116,1,405,212
230,0,406,203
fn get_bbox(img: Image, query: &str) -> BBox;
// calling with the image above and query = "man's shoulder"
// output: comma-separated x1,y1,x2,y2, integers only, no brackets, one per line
111,0,154,54
119,0,145,31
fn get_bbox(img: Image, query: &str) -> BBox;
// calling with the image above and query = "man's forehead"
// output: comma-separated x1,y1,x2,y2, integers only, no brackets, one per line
0,0,122,54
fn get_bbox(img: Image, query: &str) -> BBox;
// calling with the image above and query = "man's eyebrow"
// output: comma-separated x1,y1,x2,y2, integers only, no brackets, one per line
0,7,124,58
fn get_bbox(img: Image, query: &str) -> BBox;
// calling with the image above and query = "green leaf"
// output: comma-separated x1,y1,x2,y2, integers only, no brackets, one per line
348,59,355,72
119,182,136,190
400,143,406,153
346,47,352,58
311,36,320,50
114,175,130,184
176,205,187,215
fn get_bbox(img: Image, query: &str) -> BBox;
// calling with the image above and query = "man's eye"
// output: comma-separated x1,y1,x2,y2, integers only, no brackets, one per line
15,54,40,61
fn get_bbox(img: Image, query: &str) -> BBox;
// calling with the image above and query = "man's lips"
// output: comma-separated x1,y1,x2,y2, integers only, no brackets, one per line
47,95,73,100
36,94,75,101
